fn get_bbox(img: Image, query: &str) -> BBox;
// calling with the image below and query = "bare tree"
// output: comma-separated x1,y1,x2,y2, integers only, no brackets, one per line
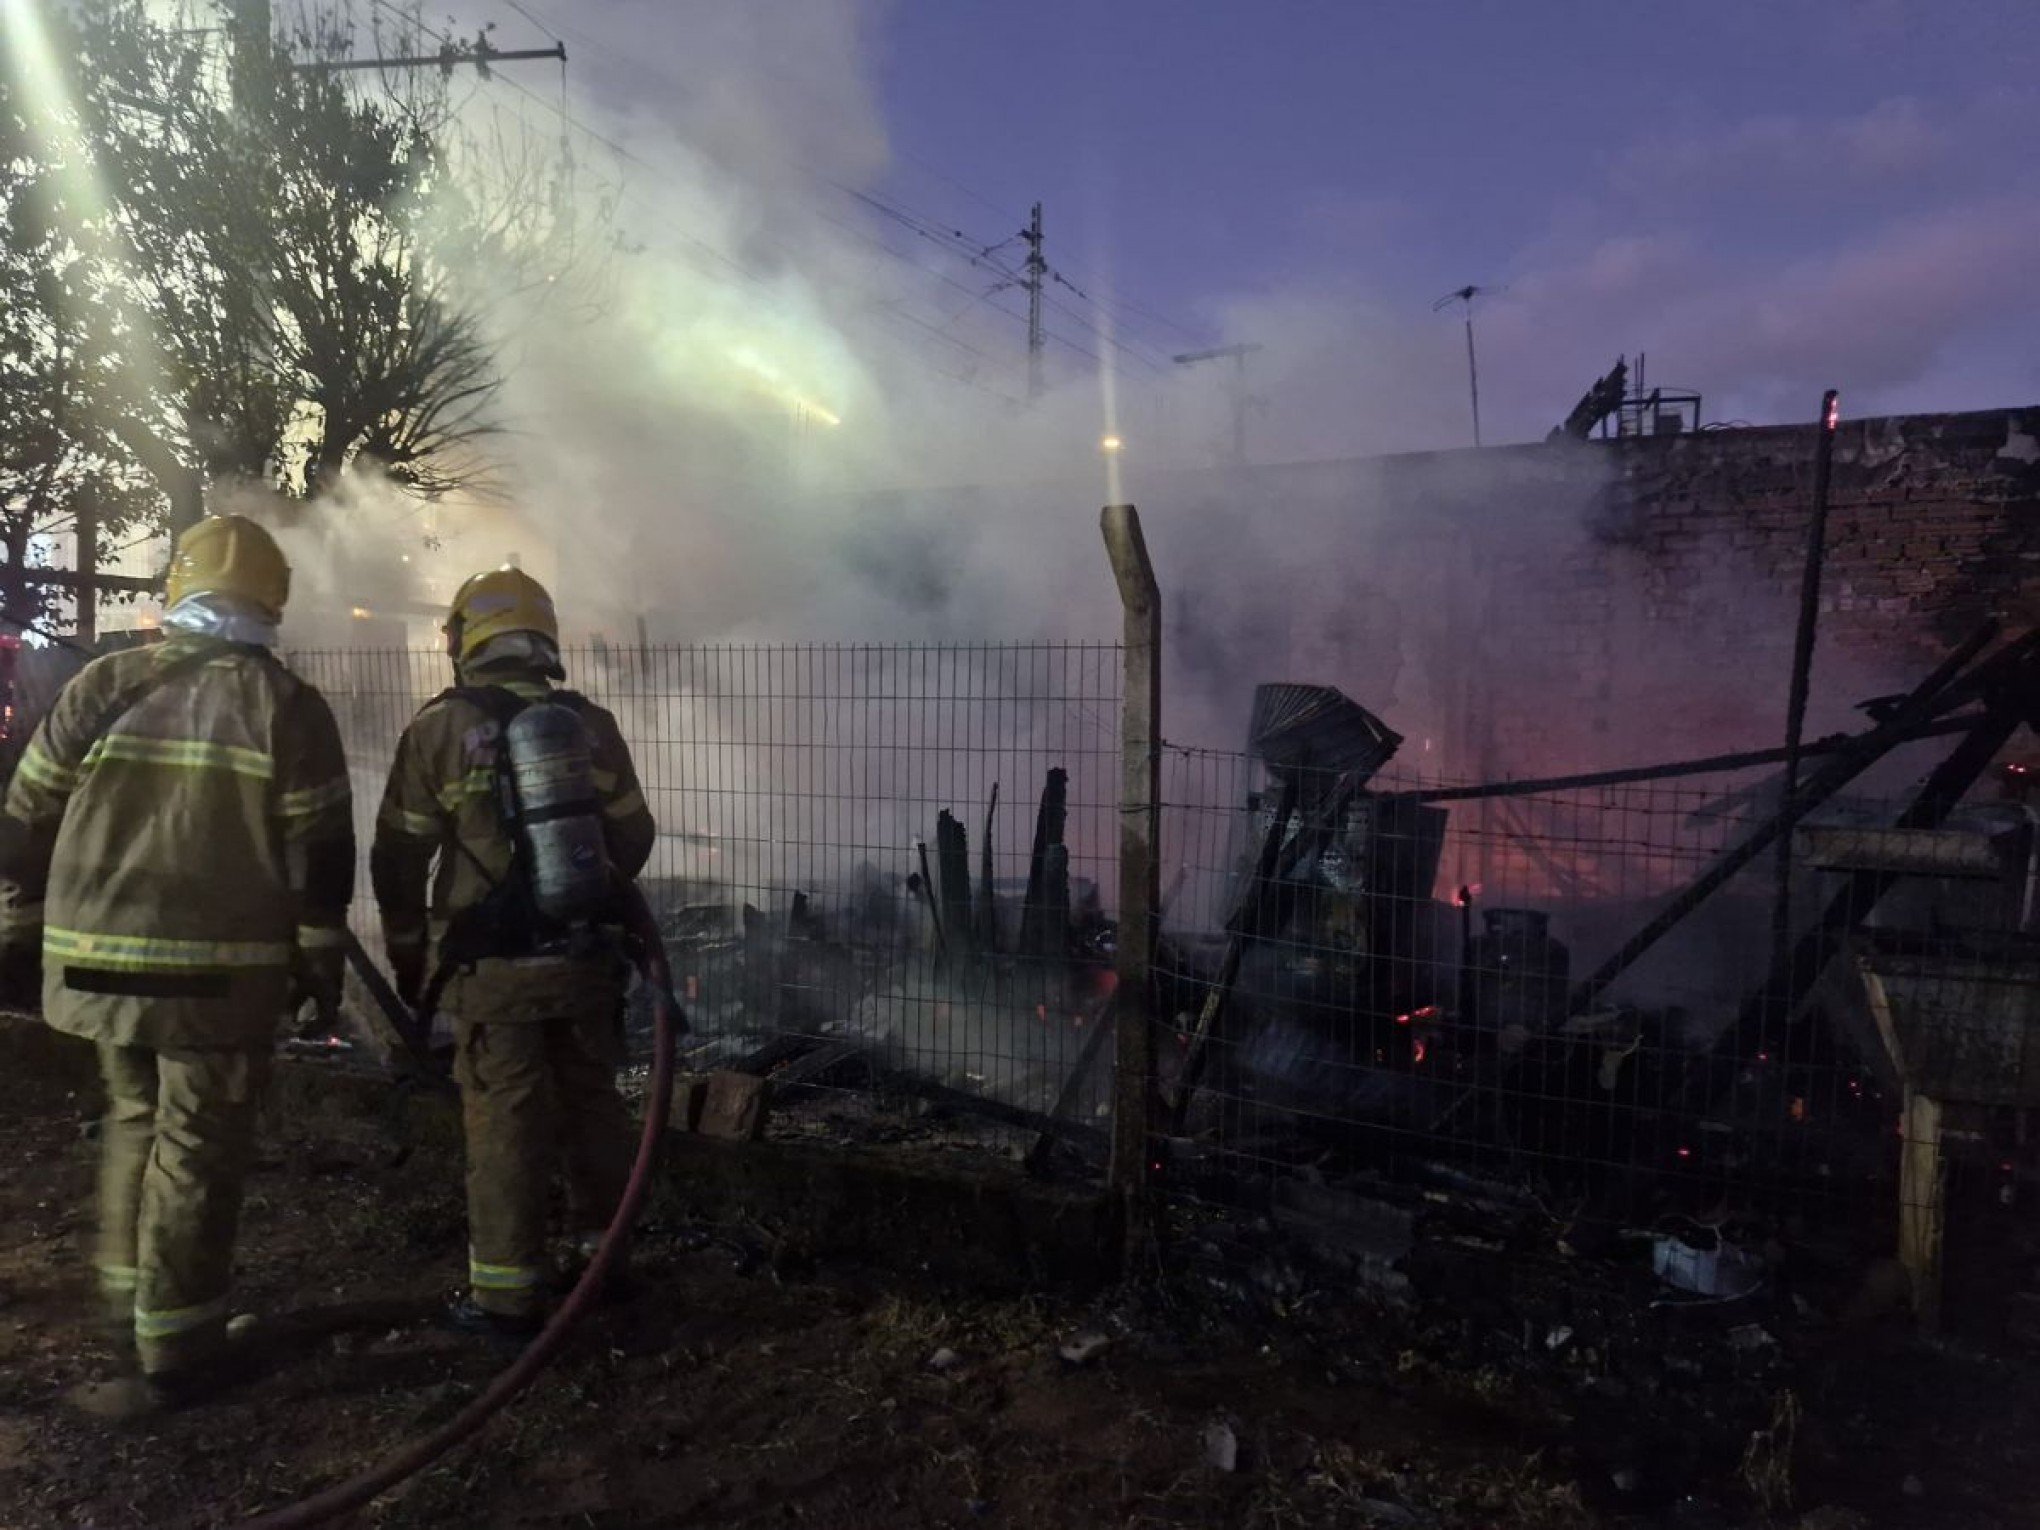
3,0,611,550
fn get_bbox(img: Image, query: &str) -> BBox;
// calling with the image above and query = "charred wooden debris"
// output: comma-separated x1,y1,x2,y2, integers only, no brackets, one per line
638,624,2040,1225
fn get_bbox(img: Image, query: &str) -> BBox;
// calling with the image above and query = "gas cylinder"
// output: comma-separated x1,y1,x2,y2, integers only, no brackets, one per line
504,702,611,922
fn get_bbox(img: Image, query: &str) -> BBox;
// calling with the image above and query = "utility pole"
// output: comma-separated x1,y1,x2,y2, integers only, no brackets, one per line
257,0,566,81
1022,202,1046,401
73,502,97,647
296,39,566,77
1432,285,1497,448
227,0,272,112
1173,343,1263,466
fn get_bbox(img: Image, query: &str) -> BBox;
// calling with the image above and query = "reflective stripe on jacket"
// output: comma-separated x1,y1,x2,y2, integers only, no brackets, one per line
0,636,355,1047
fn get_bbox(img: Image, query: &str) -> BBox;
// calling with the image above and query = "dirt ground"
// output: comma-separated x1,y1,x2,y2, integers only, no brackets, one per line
3,1052,2039,1530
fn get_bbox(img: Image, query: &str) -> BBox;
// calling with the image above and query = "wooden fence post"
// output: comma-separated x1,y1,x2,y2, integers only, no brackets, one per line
1101,504,1160,1262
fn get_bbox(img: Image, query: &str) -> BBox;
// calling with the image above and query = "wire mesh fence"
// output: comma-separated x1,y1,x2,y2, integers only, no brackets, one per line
288,642,1126,1137
0,623,2027,1232
2,632,2026,1222
1154,739,2040,1222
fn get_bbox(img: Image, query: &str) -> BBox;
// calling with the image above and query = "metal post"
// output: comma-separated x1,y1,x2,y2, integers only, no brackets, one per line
1024,203,1045,402
1432,286,1491,448
1464,312,1482,448
1231,347,1249,465
1101,504,1160,1256
73,499,96,647
1771,390,1841,969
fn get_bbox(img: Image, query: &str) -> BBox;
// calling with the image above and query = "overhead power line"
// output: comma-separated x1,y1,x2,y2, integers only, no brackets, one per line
363,2,1165,400
359,1,1033,404
848,188,1169,377
480,1,1189,384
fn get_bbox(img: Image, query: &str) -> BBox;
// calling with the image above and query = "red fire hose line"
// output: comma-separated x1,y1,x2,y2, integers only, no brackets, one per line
238,886,681,1530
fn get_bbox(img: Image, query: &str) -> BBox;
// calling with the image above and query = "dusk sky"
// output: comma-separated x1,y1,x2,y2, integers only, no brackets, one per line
464,0,2039,459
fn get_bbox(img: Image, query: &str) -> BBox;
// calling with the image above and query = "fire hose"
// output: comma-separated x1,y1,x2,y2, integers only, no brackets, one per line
238,881,684,1529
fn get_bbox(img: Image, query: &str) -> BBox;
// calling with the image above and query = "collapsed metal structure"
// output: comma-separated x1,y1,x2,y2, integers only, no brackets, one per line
1148,621,2040,1210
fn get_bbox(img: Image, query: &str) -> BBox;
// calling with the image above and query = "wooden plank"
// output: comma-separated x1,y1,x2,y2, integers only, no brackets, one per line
1899,1088,1946,1331
1857,958,1905,1079
978,784,1000,951
769,1038,867,1089
341,931,433,1066
1168,773,1299,1126
912,838,945,958
1024,995,1119,1174
888,1072,1108,1152
936,809,974,955
700,1069,771,1142
1018,769,1069,959
1102,505,1161,1228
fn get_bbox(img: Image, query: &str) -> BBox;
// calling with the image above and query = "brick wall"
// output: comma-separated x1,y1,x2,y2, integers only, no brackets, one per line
1381,407,2040,905
1601,409,2036,650
855,406,2039,785
1492,407,2040,773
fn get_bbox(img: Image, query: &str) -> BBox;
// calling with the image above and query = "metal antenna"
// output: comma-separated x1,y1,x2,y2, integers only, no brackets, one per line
1432,284,1500,447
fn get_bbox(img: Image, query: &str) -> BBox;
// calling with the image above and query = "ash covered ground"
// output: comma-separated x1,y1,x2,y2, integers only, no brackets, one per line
4,1023,2040,1528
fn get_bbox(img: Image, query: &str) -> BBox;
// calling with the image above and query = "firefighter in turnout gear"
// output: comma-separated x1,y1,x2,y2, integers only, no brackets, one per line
0,515,355,1417
372,568,655,1337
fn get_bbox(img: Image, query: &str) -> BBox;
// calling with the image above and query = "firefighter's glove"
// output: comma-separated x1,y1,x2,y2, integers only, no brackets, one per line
0,938,40,1012
388,941,428,1012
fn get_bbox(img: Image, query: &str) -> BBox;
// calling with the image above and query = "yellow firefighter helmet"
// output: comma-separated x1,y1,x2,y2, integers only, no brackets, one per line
163,515,292,622
444,567,559,664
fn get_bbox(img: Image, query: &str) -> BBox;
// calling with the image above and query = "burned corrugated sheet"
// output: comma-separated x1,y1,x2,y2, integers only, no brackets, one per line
1248,682,1402,784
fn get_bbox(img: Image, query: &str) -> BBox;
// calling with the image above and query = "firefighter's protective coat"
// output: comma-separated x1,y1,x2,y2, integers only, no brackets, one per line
1,637,355,1043
0,634,354,1374
372,663,654,1316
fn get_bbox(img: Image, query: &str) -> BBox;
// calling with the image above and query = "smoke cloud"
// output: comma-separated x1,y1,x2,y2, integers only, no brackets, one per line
236,0,2021,1079
273,5,1962,853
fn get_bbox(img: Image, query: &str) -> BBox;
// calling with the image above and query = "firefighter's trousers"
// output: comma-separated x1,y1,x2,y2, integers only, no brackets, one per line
447,958,634,1318
95,1042,271,1376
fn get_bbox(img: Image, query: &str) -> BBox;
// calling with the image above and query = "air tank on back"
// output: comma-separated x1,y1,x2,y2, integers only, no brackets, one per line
504,702,611,922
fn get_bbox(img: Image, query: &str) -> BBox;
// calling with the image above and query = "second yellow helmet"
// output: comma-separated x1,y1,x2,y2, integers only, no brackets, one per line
444,567,559,664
